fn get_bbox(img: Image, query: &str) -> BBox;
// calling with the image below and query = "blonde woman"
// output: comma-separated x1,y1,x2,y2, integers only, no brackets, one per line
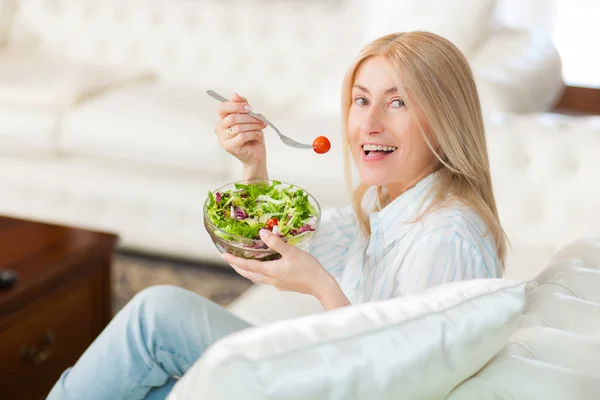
48,32,506,400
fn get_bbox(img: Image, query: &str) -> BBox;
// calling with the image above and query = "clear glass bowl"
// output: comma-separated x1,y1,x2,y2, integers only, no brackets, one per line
203,180,321,261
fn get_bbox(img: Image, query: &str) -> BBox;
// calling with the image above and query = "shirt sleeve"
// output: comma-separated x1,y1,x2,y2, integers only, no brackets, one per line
306,205,360,280
394,233,494,296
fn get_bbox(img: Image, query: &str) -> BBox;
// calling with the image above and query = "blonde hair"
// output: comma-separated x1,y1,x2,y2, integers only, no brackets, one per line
341,31,507,268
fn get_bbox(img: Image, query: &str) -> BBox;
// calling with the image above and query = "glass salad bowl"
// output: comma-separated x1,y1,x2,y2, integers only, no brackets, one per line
203,180,322,261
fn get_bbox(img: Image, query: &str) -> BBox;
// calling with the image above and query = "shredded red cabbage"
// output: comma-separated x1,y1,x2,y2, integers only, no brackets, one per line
290,224,315,235
233,206,248,220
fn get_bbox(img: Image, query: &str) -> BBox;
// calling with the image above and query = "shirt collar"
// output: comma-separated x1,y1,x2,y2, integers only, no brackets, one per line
370,172,437,246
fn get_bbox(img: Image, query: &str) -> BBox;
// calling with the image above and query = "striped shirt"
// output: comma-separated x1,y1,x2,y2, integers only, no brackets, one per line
307,173,501,304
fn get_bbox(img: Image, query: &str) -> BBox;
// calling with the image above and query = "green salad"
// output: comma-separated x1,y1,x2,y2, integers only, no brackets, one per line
205,181,318,245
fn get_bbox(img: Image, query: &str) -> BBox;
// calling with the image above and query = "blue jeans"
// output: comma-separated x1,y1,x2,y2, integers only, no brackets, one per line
47,285,253,400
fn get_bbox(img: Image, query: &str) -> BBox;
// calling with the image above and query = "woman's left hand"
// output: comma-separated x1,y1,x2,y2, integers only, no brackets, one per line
222,229,332,298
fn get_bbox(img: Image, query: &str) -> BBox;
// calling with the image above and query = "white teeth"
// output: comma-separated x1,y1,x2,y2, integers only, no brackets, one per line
362,144,397,152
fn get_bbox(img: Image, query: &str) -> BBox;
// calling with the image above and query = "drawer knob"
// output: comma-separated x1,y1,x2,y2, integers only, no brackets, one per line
20,330,56,365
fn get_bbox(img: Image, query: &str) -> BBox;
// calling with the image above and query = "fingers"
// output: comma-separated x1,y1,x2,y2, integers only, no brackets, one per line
214,114,266,140
230,265,270,284
214,114,266,139
218,101,252,118
232,93,247,102
259,229,293,257
228,126,263,141
217,93,250,118
224,130,263,149
221,113,265,129
225,123,266,137
218,131,263,155
215,93,267,142
222,253,273,276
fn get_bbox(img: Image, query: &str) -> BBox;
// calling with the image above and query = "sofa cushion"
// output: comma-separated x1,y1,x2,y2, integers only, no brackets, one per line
169,279,527,400
227,283,325,325
447,238,600,399
447,355,599,400
471,29,563,114
60,82,231,177
362,0,497,55
0,49,153,108
0,103,60,155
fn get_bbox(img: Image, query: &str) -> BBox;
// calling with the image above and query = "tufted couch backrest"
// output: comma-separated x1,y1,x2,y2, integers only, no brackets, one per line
492,0,556,34
9,0,365,113
9,0,558,116
486,114,600,280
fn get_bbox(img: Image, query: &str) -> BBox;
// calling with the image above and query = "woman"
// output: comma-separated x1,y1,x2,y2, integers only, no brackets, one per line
48,31,506,399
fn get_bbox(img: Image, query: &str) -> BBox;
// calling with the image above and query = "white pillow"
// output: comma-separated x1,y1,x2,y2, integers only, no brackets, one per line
361,0,497,55
168,279,528,400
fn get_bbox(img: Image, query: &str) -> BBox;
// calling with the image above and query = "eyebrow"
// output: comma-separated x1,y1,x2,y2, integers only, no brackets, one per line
353,84,398,95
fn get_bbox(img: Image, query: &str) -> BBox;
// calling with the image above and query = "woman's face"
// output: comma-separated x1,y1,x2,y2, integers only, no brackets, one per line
347,56,437,198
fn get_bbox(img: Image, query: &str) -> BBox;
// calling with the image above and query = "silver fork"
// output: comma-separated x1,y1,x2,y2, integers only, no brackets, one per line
207,90,313,149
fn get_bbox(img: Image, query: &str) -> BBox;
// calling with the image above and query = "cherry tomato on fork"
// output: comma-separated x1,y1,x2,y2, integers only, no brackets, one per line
265,217,279,230
312,136,331,154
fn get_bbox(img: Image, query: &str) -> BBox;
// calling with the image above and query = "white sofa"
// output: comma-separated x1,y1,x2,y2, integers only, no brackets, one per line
170,238,600,399
0,0,565,266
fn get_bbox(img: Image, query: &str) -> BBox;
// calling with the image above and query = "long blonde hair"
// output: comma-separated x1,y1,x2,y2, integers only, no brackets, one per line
341,31,507,268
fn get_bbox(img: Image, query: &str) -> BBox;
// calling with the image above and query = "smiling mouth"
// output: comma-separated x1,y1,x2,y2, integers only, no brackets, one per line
362,144,398,156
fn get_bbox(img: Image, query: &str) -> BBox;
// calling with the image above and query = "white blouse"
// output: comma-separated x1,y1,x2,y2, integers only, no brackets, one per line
307,173,501,304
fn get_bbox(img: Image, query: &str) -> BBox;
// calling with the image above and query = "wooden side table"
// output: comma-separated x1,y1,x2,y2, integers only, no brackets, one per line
0,216,118,400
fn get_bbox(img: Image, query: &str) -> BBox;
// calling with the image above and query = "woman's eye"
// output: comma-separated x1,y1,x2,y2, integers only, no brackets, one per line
354,97,369,106
391,99,405,108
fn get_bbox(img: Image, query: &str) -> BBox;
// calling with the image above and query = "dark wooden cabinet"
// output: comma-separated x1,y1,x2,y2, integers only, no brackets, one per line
0,216,117,400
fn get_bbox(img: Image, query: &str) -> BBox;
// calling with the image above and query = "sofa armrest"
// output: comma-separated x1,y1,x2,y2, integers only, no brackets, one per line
471,29,564,114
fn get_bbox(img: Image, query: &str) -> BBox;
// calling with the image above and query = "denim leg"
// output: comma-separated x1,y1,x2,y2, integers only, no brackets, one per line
145,378,178,400
47,285,253,400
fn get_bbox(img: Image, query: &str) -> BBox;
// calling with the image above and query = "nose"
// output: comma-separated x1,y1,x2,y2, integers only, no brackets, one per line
360,106,384,136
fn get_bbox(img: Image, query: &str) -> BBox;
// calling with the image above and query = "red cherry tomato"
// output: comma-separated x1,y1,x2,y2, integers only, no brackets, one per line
265,217,279,230
312,136,331,154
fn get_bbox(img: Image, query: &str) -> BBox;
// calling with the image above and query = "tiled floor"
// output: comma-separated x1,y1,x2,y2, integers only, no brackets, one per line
111,251,253,314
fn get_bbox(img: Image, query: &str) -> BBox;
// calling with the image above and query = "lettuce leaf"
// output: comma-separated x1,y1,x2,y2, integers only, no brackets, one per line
206,181,317,240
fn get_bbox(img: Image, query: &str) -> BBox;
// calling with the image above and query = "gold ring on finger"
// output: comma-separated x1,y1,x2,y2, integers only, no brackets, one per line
227,126,237,138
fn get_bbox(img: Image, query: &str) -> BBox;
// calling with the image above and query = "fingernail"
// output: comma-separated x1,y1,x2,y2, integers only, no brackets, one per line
244,105,252,111
259,229,270,239
256,131,262,135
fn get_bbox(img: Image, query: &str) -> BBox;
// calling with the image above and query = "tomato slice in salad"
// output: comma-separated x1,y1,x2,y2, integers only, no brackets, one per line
265,217,279,230
312,136,331,154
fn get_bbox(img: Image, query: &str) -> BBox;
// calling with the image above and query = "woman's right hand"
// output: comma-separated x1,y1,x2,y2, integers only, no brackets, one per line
214,93,268,169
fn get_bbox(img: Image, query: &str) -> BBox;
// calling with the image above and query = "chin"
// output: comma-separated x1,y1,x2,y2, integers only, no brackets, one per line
353,148,403,187
358,168,390,186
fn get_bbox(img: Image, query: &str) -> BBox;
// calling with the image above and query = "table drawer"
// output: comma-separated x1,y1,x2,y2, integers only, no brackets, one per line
0,280,95,400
